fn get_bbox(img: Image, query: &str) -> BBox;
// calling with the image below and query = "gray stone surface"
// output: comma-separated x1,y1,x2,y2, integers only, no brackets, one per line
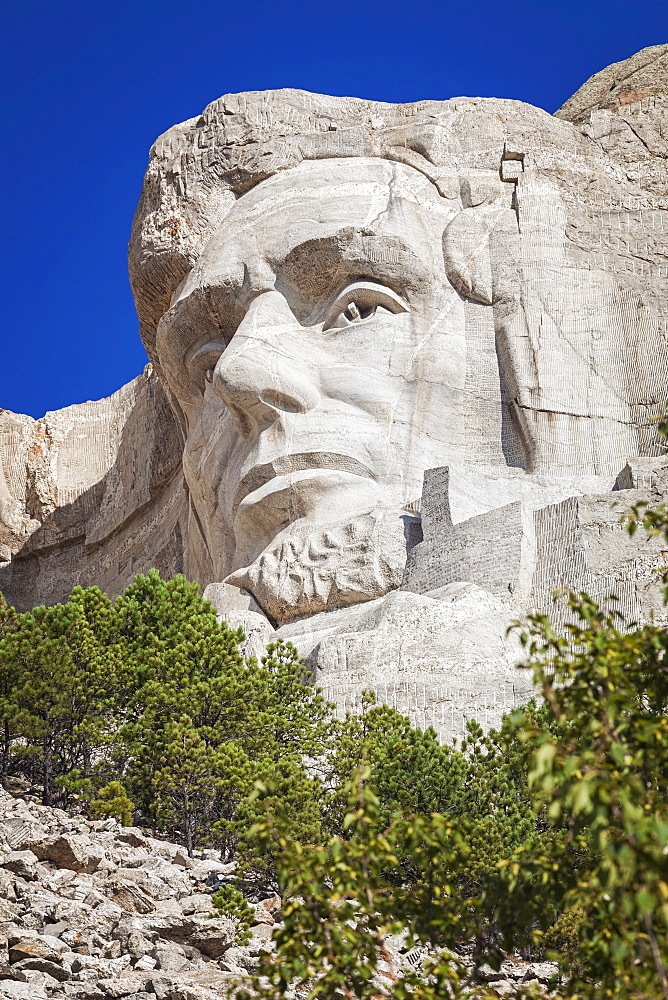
1,46,668,736
555,43,668,123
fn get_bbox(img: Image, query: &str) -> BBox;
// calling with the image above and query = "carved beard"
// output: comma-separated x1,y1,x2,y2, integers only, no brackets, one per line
224,509,419,626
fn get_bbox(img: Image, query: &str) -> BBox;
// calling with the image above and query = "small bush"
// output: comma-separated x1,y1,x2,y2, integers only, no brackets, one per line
209,885,254,945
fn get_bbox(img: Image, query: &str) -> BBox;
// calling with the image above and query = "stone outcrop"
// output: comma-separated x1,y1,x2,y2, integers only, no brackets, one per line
0,369,186,612
2,46,668,736
555,43,668,123
0,789,559,998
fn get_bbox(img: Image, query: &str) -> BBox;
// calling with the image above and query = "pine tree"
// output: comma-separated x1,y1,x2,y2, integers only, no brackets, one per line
0,587,121,804
112,573,331,858
0,593,19,789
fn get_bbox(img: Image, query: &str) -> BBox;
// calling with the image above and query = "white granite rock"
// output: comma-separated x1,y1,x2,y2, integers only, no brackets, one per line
2,47,668,735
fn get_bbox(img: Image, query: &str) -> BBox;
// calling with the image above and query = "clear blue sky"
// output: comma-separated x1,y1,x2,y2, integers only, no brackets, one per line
2,0,667,419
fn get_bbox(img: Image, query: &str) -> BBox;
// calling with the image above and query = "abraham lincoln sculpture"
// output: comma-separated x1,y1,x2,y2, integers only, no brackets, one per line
2,45,668,735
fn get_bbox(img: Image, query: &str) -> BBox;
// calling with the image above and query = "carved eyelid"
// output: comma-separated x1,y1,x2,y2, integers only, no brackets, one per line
187,339,227,379
325,281,409,325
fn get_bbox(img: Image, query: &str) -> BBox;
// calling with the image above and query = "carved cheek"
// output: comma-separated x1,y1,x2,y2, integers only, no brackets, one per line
391,296,467,391
318,363,399,423
185,395,238,497
414,330,467,391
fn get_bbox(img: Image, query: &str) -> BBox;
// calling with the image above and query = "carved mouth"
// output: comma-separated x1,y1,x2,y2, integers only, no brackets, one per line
233,452,374,514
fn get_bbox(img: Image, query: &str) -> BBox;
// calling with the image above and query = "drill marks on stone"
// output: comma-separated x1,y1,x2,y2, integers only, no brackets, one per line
322,680,531,742
403,463,668,635
615,94,668,118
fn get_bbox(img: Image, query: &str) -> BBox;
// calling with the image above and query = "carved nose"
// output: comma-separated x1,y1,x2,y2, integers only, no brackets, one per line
212,290,320,438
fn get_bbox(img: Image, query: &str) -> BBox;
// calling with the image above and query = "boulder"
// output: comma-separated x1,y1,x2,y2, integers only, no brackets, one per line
61,929,92,954
252,894,281,924
115,831,148,850
101,878,154,915
189,860,231,884
151,900,183,918
178,895,212,916
98,970,153,1000
0,820,46,853
122,930,152,963
145,977,180,1000
137,914,195,941
42,920,69,938
85,902,124,939
0,980,48,999
132,955,156,971
218,946,251,974
247,922,273,956
13,956,70,981
69,954,131,977
29,836,105,874
0,873,15,902
0,970,24,983
523,962,559,984
186,917,235,959
151,941,188,972
97,975,153,998
140,913,234,958
8,932,68,963
1,853,42,881
171,851,193,870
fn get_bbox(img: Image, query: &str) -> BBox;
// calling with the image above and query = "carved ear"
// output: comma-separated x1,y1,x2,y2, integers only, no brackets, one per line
443,206,513,305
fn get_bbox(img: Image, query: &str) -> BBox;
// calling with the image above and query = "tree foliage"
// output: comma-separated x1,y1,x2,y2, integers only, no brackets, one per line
0,571,330,864
243,503,668,1000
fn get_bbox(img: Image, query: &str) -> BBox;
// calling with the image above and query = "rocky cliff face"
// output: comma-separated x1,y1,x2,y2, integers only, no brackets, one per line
2,46,668,739
0,789,559,999
0,369,187,612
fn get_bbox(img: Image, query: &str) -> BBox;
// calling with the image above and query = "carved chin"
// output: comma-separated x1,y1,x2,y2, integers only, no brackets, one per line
224,510,415,625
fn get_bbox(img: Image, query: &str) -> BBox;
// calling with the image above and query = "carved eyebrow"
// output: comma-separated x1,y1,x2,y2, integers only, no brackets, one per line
277,227,429,307
156,282,242,401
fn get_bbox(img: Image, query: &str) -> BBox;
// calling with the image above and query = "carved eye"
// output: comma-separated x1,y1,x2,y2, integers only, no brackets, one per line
344,300,377,322
323,281,408,332
187,340,226,389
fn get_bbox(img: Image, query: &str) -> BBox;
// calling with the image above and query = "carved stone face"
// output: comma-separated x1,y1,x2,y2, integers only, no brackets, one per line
157,157,477,620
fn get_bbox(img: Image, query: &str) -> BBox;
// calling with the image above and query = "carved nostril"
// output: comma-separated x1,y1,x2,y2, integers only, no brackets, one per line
259,389,312,414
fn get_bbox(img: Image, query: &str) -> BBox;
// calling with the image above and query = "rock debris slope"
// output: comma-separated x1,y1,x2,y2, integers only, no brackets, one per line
0,790,559,999
0,787,273,999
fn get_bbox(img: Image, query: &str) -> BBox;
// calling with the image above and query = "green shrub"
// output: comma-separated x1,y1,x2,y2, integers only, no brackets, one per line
209,885,254,945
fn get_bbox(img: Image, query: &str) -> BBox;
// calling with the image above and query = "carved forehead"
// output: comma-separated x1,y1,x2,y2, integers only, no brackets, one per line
222,156,452,216
193,157,455,289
